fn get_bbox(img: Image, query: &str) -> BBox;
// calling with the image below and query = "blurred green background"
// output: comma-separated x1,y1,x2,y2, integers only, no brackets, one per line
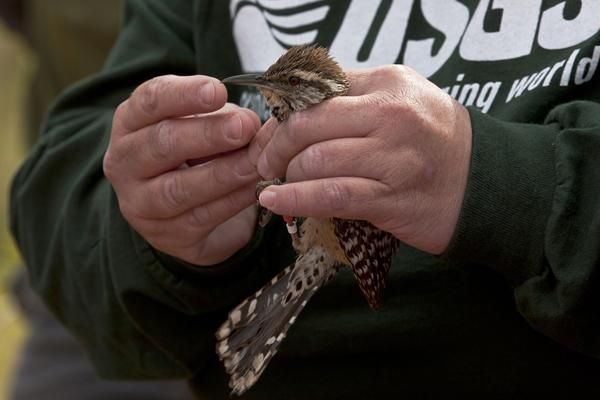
0,20,31,400
0,2,121,397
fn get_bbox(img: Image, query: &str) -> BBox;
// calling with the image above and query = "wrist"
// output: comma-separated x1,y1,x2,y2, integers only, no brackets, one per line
442,108,557,285
400,101,473,255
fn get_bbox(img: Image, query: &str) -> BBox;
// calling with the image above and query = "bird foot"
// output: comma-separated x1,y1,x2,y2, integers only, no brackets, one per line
255,178,282,199
256,179,282,228
255,180,302,252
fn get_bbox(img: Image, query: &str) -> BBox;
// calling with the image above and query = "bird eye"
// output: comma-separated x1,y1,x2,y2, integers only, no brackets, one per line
288,76,300,86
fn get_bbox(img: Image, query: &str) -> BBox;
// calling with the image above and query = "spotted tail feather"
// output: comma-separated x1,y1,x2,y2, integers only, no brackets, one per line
215,246,340,396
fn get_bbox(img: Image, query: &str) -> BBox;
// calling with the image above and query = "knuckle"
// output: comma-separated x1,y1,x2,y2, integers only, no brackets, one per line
322,180,350,211
265,154,286,179
287,112,310,141
152,120,176,160
198,116,214,149
191,241,211,265
113,101,129,126
117,198,137,221
188,206,213,230
297,144,326,178
121,186,155,220
377,95,401,116
210,160,230,187
382,64,405,80
136,76,167,116
144,231,178,256
223,190,246,213
178,79,199,105
370,65,394,82
395,63,415,77
370,65,407,91
161,173,190,211
102,150,117,181
112,100,139,134
388,63,407,74
103,141,128,182
286,185,301,214
242,108,261,131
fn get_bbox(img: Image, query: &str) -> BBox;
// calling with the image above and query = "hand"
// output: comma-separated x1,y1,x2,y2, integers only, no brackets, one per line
250,65,472,255
104,75,261,265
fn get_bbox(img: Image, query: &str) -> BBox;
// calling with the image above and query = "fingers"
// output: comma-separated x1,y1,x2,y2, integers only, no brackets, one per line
253,65,415,179
284,138,385,183
258,177,392,220
192,206,257,264
113,106,260,179
256,96,375,179
105,74,266,265
127,149,260,219
115,75,228,134
138,184,257,249
248,117,277,167
136,190,257,265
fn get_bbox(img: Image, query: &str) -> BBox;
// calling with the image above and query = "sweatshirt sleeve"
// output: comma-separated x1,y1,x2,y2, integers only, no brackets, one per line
9,0,291,379
445,100,600,358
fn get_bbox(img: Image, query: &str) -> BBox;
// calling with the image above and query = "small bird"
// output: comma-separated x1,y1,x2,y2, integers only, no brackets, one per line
216,45,400,395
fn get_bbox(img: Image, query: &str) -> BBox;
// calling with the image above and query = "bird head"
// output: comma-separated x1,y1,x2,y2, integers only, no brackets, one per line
223,45,349,121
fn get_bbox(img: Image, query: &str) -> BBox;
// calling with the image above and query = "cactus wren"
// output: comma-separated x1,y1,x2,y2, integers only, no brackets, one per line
216,45,400,395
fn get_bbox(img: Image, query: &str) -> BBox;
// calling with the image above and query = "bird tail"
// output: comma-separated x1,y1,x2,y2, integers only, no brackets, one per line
215,246,339,396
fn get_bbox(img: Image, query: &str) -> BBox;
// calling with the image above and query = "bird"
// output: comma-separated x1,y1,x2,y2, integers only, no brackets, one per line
216,44,401,396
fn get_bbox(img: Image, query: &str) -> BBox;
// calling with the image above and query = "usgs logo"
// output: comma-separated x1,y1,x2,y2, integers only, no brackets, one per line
231,0,600,78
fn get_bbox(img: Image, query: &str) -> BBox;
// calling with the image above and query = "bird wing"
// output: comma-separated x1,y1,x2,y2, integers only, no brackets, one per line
334,219,401,309
215,246,340,396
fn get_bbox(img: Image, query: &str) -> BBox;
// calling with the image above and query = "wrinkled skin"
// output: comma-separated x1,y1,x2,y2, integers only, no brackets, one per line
250,65,472,255
104,75,261,265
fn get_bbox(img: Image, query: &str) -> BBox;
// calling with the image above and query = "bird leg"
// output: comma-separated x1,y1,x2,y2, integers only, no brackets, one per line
256,179,302,251
255,179,280,228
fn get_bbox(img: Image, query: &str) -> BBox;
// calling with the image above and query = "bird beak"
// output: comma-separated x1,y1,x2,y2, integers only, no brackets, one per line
221,73,274,90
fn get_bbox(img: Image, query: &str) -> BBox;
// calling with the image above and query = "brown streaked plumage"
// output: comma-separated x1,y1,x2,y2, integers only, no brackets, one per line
217,45,400,396
223,44,349,121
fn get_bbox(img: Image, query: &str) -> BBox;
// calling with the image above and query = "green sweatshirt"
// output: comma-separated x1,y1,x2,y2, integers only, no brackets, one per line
10,0,600,398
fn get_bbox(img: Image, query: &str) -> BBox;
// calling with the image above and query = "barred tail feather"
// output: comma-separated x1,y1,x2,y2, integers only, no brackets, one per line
215,246,339,396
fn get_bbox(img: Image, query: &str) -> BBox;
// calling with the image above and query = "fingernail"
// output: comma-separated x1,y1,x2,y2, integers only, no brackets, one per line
200,81,215,105
224,115,242,141
259,190,276,208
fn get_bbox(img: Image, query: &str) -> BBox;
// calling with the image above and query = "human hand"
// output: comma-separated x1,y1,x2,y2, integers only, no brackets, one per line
104,75,261,265
250,65,472,255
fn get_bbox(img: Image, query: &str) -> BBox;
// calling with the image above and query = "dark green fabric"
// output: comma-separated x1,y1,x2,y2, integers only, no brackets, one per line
10,0,600,398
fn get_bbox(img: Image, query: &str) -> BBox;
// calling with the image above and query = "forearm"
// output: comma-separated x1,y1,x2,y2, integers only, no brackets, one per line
445,101,600,357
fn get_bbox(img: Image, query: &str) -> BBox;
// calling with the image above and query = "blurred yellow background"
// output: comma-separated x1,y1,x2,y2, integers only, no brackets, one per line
0,2,121,397
0,21,32,400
